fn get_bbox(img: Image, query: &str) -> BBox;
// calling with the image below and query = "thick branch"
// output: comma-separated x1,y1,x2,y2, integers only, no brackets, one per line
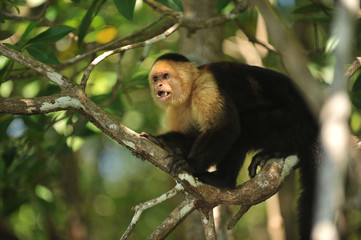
0,44,74,90
0,93,81,115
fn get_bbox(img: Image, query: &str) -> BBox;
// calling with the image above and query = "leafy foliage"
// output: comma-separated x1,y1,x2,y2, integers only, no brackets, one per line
0,0,361,239
155,0,184,12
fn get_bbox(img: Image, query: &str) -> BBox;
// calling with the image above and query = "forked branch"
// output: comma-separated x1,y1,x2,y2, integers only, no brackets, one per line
120,184,183,240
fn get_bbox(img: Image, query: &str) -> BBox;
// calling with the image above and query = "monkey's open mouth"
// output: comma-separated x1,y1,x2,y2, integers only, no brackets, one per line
156,91,171,99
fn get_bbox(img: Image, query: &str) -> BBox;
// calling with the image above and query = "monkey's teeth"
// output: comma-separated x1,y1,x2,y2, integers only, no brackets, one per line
157,91,170,98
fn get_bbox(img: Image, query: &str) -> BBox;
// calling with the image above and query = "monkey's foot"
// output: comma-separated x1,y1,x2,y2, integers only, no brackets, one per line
196,172,236,189
248,151,283,178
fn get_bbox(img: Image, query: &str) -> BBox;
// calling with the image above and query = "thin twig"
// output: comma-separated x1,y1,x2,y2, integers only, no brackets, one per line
227,204,251,230
233,19,278,55
120,184,183,240
79,22,181,90
61,15,179,68
309,0,332,17
345,57,361,79
146,195,197,240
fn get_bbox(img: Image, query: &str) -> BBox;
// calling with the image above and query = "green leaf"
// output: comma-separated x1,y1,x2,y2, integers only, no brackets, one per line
25,43,60,65
9,1,21,14
293,3,332,14
78,0,107,46
0,114,14,142
0,31,15,40
351,90,361,109
17,20,42,48
293,4,321,14
216,0,232,13
113,0,136,21
155,0,184,12
28,25,75,43
352,73,361,92
293,15,330,23
0,12,4,23
0,58,11,79
351,74,361,109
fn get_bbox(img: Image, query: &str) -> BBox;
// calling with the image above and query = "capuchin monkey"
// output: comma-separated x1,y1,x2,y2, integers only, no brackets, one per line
144,53,319,240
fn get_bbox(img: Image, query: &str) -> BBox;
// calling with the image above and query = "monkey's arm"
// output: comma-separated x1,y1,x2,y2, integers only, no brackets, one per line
141,131,196,158
170,107,241,177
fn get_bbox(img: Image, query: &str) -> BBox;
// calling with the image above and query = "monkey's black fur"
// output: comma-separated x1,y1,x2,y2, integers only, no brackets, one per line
151,53,319,240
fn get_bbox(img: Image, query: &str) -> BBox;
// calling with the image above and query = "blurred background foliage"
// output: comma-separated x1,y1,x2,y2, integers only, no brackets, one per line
0,0,361,239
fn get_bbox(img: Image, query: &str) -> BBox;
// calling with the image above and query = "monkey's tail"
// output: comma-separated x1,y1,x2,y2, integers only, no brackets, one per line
297,143,319,240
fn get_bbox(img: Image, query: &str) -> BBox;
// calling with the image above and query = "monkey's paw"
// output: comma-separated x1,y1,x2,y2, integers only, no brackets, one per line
167,154,193,176
140,132,161,145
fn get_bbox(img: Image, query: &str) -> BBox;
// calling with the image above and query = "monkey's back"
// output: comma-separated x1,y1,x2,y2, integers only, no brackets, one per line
201,62,318,154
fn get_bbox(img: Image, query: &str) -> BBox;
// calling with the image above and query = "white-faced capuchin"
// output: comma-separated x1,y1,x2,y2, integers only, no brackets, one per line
145,53,319,240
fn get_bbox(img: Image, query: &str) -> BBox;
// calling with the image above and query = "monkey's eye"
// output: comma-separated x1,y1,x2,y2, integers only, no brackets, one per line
153,76,158,82
163,73,170,79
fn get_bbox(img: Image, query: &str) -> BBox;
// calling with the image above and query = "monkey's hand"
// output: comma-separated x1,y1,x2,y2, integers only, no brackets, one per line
248,151,283,178
140,132,172,151
167,155,194,176
140,132,162,145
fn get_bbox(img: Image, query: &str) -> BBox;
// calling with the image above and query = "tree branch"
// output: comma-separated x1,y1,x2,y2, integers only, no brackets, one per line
0,44,74,90
200,210,216,240
146,195,197,240
120,184,183,240
345,57,361,79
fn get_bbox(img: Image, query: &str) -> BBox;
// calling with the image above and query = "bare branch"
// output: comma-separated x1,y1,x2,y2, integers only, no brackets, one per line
181,0,248,33
0,93,81,115
226,204,251,230
345,57,361,79
233,19,278,55
121,184,183,240
200,210,216,240
146,195,197,240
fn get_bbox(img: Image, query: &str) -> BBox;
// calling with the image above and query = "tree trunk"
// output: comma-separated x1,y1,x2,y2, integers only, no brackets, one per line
179,0,230,239
179,0,223,63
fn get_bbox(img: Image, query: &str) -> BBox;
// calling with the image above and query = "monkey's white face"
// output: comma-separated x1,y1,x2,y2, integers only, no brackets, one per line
149,61,184,106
